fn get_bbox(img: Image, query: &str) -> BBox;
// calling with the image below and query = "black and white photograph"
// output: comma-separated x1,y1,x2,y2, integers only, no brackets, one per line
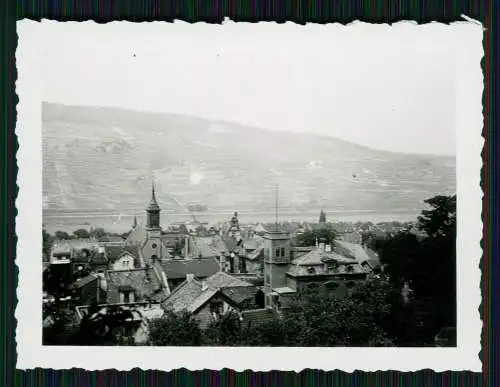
16,20,482,371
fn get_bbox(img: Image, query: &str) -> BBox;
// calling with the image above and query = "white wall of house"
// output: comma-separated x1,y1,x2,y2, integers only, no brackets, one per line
112,254,135,270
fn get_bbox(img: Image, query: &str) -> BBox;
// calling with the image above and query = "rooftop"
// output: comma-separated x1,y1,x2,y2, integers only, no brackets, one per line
291,247,355,266
240,308,279,328
160,258,220,280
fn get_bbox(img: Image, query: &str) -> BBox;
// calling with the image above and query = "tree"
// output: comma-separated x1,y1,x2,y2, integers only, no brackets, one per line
296,226,337,247
54,230,71,240
280,278,395,347
75,304,135,345
204,312,244,346
42,229,53,260
73,228,90,239
377,194,457,345
149,311,204,346
90,227,107,240
418,195,456,238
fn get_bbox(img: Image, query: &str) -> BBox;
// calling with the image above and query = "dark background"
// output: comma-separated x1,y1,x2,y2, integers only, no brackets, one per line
1,0,497,386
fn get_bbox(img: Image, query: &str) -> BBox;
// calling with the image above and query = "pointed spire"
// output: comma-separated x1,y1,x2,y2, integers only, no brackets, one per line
132,214,137,229
151,175,157,202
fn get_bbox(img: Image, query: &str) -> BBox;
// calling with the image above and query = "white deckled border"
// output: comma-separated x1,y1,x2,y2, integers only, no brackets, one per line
15,19,483,372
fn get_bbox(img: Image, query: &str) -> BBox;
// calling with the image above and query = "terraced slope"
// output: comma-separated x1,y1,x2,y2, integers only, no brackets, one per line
42,102,456,215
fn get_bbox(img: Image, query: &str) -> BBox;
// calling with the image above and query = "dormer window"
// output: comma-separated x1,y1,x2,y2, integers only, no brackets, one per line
307,267,316,275
210,301,224,318
119,289,135,303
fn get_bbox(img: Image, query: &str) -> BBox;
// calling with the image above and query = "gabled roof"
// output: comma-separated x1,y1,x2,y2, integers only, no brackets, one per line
162,271,257,313
160,258,220,280
242,239,259,251
126,224,147,244
334,240,378,264
190,235,228,258
221,286,258,305
241,308,279,328
291,248,354,266
161,278,203,312
72,274,98,289
247,246,264,261
204,271,253,290
105,245,142,267
106,267,166,302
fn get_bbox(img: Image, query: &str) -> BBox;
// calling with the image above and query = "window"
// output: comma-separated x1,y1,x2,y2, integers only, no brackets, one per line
346,265,354,273
325,281,340,290
151,254,158,262
119,291,135,303
280,247,285,258
210,301,224,317
152,243,157,249
275,248,281,258
307,267,316,275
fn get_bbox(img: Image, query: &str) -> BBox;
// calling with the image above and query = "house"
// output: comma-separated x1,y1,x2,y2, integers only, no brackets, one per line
187,235,228,259
105,266,170,305
161,271,260,329
70,274,106,305
105,245,143,270
243,245,264,276
333,240,381,273
286,245,368,296
159,257,220,290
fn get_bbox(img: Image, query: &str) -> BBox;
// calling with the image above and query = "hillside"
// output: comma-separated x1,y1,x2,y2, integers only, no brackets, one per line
42,102,456,216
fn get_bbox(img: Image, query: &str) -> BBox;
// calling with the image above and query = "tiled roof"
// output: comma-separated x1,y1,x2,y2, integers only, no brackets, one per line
72,274,98,289
187,289,219,313
105,245,141,267
334,240,377,264
161,278,203,312
242,239,259,251
291,248,353,266
160,258,220,280
247,246,264,261
190,236,228,258
204,271,254,290
221,286,258,305
273,287,296,294
241,308,279,328
52,244,72,255
106,267,166,302
126,224,147,244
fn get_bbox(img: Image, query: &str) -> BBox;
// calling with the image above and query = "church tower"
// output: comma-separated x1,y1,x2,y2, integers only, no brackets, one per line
146,182,161,232
319,209,326,224
143,181,164,262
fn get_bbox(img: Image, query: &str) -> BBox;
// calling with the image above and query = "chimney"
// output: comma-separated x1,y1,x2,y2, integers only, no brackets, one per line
186,273,195,282
325,244,332,252
201,281,208,291
184,236,189,259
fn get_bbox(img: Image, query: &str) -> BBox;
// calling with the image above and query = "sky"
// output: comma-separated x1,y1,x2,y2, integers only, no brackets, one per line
41,21,459,156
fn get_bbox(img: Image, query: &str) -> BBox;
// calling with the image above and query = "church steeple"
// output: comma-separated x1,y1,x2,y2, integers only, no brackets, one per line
132,214,137,229
146,180,161,230
319,209,326,224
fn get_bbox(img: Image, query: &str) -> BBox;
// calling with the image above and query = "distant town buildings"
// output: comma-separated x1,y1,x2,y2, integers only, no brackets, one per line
45,185,385,343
